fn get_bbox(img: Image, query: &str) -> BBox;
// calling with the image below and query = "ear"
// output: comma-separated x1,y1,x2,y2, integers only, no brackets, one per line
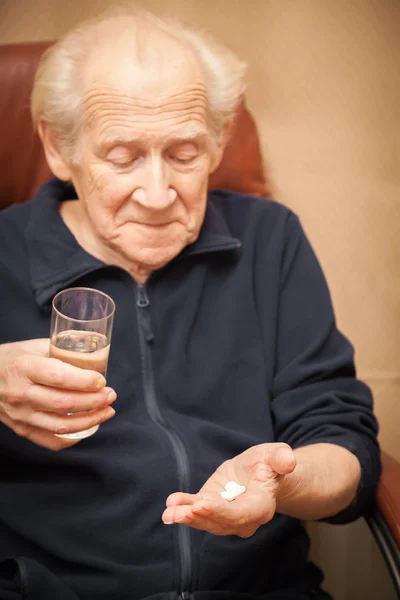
209,122,231,174
38,120,72,181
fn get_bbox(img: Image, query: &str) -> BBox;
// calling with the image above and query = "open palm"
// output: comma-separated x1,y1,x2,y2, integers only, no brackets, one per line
162,443,296,537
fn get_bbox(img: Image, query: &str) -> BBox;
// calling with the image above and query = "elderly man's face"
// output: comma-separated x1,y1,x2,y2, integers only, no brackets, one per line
44,39,223,280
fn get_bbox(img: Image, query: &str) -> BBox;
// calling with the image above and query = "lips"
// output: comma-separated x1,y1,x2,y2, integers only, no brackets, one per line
137,221,173,228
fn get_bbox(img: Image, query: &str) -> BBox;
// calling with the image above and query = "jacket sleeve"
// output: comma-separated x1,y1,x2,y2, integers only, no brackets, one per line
271,212,381,524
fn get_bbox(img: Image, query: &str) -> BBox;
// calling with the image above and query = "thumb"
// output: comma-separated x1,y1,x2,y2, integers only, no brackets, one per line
266,444,296,475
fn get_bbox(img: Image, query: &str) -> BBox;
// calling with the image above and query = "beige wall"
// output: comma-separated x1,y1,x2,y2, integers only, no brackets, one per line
1,1,399,598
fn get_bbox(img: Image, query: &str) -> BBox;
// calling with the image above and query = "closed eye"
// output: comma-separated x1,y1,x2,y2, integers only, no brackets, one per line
106,145,141,169
111,159,136,168
108,156,141,170
170,155,197,165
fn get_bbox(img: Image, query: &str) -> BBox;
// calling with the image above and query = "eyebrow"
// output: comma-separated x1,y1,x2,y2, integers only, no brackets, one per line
96,127,209,150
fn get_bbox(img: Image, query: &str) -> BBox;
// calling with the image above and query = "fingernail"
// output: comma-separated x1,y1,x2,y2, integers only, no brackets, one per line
105,407,115,418
163,520,174,525
107,390,117,403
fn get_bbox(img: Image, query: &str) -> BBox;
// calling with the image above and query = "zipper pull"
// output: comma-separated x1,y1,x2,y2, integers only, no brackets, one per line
136,285,154,343
137,285,150,308
180,593,193,600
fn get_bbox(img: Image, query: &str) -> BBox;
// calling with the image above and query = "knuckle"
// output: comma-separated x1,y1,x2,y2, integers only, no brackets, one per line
95,399,105,411
6,390,23,407
96,392,109,408
53,394,74,412
22,384,36,403
47,367,65,387
54,421,69,435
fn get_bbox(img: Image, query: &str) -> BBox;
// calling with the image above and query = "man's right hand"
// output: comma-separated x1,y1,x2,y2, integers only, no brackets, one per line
0,339,116,450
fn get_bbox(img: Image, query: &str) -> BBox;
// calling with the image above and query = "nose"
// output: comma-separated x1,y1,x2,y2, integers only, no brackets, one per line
132,155,177,209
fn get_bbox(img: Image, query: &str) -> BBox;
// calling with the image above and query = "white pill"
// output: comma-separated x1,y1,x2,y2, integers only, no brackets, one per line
220,482,246,501
225,481,241,493
221,490,237,501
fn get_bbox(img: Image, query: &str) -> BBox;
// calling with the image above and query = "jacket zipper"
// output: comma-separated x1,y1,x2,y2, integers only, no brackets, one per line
136,284,193,598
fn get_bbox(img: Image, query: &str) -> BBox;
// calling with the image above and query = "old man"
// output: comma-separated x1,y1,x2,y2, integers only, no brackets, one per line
0,7,380,600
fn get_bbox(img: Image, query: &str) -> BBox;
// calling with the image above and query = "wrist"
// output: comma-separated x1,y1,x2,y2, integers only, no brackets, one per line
274,443,361,520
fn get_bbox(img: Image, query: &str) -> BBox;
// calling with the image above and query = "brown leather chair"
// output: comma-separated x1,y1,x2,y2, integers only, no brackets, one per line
0,40,399,598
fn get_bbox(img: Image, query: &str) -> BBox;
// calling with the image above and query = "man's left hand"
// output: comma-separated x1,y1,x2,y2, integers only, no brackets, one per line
162,443,296,537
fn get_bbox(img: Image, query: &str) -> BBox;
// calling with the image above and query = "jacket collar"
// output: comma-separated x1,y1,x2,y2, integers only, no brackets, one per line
26,178,241,309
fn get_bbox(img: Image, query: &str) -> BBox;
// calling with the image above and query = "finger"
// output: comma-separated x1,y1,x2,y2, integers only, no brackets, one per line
166,497,232,523
163,505,247,537
24,355,106,391
0,412,81,451
165,492,196,507
191,498,224,516
266,444,296,475
162,504,194,524
192,496,258,523
26,406,115,436
25,384,117,413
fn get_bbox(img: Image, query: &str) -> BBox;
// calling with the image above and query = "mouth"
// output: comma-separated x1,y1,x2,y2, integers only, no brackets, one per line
137,221,174,228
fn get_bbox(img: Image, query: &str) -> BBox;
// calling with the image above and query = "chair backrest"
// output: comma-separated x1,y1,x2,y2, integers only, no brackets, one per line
0,41,268,209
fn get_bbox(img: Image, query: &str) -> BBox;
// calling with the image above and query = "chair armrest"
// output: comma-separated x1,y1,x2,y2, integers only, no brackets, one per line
377,451,400,547
365,451,400,598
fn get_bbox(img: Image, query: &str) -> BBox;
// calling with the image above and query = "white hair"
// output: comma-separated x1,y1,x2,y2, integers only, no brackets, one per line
31,6,247,160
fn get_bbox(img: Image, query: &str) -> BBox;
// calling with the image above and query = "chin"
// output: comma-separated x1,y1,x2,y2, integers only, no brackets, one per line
132,243,186,271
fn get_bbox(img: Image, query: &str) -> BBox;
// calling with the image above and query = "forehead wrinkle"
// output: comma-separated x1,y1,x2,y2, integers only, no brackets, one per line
85,81,209,131
84,99,209,138
82,84,209,113
85,106,209,135
89,102,208,123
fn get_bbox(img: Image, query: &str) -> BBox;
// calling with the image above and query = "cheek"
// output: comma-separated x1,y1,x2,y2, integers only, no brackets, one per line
87,164,115,197
84,168,131,215
82,159,109,195
176,164,210,206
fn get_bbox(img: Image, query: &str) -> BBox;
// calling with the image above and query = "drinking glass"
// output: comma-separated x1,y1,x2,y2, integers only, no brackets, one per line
49,287,115,440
